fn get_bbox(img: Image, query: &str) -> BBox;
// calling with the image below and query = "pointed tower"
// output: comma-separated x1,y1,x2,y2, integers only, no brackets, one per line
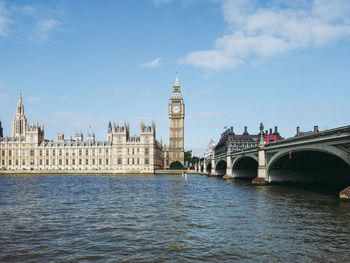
168,71,185,166
0,120,3,137
12,90,28,137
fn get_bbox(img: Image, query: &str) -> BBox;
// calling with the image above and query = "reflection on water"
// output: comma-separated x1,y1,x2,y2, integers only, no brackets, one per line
0,174,350,262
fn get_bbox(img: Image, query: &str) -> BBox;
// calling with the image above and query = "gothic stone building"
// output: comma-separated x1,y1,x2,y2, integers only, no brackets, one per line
0,74,184,173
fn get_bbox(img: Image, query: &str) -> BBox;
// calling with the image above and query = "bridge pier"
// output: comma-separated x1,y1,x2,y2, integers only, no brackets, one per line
223,155,232,179
252,123,268,185
210,159,215,176
340,186,350,200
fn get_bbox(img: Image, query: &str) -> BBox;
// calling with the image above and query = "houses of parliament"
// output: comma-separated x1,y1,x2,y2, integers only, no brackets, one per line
0,74,185,173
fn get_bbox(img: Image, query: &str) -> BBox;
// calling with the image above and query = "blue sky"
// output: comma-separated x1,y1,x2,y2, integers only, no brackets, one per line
0,0,349,156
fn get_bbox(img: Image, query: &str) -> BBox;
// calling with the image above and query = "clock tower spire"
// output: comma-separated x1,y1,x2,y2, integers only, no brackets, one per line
169,71,185,167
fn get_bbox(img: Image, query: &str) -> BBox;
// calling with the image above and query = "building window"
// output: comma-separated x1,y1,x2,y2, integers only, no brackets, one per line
53,150,56,156
40,159,42,165
72,159,75,165
79,149,82,156
39,150,42,156
30,149,34,156
66,159,69,165
99,159,102,165
59,159,62,165
92,150,95,156
92,159,95,165
2,160,5,165
145,158,149,165
118,158,122,165
86,159,89,165
86,149,89,156
66,151,68,156
53,159,56,165
79,159,82,165
9,150,12,156
46,159,49,165
16,160,18,165
22,160,25,165
59,150,62,156
46,150,49,156
1,150,4,156
106,159,109,165
72,150,75,156
145,148,149,155
9,160,12,165
30,160,34,165
106,149,109,154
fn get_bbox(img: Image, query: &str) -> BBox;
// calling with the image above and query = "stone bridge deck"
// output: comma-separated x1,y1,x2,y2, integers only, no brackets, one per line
199,125,350,200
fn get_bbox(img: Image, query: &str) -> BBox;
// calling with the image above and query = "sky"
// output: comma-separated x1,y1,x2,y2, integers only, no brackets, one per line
0,0,349,156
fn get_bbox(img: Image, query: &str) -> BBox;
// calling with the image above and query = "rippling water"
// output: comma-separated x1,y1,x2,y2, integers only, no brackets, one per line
1,174,350,262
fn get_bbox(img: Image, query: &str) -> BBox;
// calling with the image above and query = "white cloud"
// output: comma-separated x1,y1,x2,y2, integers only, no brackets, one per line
0,2,12,36
27,96,40,104
153,0,172,7
34,18,59,41
139,57,162,68
0,2,62,41
181,0,350,71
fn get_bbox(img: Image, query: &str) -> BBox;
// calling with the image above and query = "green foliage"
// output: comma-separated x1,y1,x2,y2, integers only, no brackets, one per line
191,156,199,165
170,161,184,170
184,151,192,162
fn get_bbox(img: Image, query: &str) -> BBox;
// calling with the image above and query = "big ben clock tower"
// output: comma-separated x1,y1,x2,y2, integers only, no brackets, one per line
169,71,185,166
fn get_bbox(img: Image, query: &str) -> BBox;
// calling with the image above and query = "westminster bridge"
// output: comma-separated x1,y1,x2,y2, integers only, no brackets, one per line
198,125,350,199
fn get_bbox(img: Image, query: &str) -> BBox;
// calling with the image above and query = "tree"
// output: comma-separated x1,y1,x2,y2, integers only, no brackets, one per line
170,161,184,170
184,151,192,163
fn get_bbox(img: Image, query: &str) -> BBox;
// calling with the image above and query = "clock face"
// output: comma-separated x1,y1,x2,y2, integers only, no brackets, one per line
172,106,180,114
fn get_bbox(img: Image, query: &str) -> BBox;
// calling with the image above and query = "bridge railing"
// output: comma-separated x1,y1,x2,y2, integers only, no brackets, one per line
265,125,350,148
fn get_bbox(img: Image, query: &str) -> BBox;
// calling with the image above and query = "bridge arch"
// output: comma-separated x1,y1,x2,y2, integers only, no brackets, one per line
232,155,258,179
267,147,350,184
215,160,227,177
206,163,212,174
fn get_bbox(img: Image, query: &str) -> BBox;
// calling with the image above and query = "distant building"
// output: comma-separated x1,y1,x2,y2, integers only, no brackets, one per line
0,74,185,173
204,139,216,160
295,126,319,137
214,126,282,156
0,93,163,173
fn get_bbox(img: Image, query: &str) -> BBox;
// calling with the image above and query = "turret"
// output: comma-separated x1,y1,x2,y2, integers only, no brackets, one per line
87,133,95,142
75,133,83,142
57,133,64,142
243,126,249,135
12,90,28,137
108,121,112,133
0,120,3,137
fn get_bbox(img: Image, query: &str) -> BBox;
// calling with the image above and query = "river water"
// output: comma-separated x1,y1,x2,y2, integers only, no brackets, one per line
0,174,349,262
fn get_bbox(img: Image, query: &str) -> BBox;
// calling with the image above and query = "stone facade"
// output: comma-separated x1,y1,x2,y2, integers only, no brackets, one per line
0,92,164,173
